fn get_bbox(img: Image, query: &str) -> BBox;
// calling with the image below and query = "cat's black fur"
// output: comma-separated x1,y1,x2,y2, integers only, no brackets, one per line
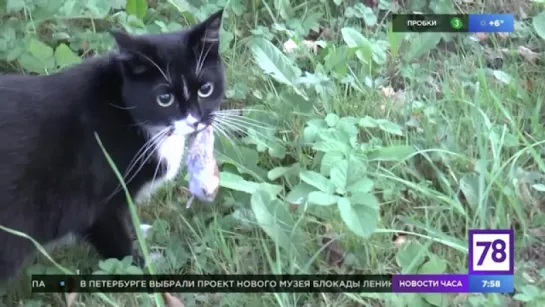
0,10,225,281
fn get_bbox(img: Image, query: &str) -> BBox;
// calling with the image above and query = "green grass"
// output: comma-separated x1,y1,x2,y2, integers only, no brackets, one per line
1,0,545,306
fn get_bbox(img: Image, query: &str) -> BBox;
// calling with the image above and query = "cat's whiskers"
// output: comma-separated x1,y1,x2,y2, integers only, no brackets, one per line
102,127,170,202
194,44,205,76
102,129,169,203
211,121,244,161
214,109,273,127
166,60,173,83
213,113,276,132
181,75,189,100
109,103,136,110
123,128,171,185
213,120,273,145
212,116,277,145
152,83,171,91
146,146,167,202
132,50,172,84
123,127,169,181
216,116,276,131
215,108,274,114
195,43,214,79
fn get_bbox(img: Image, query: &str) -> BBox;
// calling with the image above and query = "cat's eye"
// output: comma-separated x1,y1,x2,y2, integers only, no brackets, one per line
156,93,175,107
198,82,214,98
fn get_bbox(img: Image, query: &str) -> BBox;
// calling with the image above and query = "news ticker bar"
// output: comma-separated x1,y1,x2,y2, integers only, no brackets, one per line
31,274,514,293
392,14,514,33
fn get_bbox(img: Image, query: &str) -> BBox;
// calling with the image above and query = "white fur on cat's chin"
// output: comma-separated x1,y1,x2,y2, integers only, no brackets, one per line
132,115,203,265
134,114,202,203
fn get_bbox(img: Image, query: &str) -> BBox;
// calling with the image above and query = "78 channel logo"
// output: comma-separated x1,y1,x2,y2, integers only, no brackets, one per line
469,229,514,274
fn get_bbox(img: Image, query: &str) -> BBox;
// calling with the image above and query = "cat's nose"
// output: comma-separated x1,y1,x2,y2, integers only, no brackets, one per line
186,114,200,129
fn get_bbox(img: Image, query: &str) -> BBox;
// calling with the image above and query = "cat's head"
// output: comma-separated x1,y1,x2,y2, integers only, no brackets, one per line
111,9,225,138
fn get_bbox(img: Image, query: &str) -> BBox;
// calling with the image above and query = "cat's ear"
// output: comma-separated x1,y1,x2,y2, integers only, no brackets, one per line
110,30,149,74
110,30,141,53
189,9,224,46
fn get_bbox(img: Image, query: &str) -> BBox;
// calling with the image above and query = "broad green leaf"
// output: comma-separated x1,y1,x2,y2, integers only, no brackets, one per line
405,32,441,62
250,37,305,97
54,44,81,68
324,45,349,75
532,183,545,192
388,28,404,59
320,151,345,176
98,258,119,272
251,189,310,265
110,0,126,9
28,38,54,63
349,192,380,209
273,0,291,20
215,141,267,180
219,172,259,194
512,294,533,302
341,27,373,65
250,190,292,250
396,240,428,273
418,256,447,274
517,285,541,300
85,0,112,18
337,197,377,238
267,142,286,159
280,92,313,113
337,116,360,139
125,0,147,19
313,129,351,153
342,27,387,66
459,174,480,208
430,0,455,13
17,54,49,74
300,170,335,193
308,191,339,206
366,145,416,161
220,172,282,196
268,166,290,181
125,266,144,274
6,0,25,12
345,156,368,187
405,294,428,306
330,159,348,191
307,118,328,128
361,5,377,27
267,163,299,181
359,116,378,128
347,177,374,194
313,140,350,153
303,125,321,144
376,119,404,135
257,182,284,196
126,14,146,29
325,113,339,127
422,293,447,307
286,182,317,205
533,11,545,40
417,255,447,306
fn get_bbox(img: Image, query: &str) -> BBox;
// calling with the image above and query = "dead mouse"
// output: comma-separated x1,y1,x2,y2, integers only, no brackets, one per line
185,125,219,208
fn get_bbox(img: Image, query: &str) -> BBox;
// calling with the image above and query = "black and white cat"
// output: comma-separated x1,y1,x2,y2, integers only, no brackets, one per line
0,10,225,281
